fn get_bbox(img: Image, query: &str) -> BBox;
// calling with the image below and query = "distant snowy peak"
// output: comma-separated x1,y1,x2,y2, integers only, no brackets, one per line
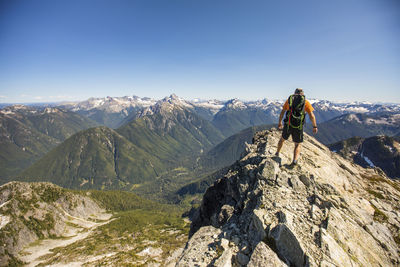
0,105,64,116
337,113,400,126
190,99,225,112
293,99,400,114
222,98,247,110
0,104,29,115
260,98,284,106
65,95,156,113
14,95,399,120
160,94,193,108
137,94,194,117
43,107,64,114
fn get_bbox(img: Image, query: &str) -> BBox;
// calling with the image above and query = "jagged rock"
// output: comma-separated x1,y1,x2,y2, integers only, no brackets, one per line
320,228,355,266
248,209,268,247
176,226,223,267
309,204,322,220
177,129,400,267
299,174,312,188
259,160,280,185
365,221,398,259
217,204,235,225
248,241,287,267
289,175,306,191
213,247,233,267
235,252,250,265
276,171,291,187
268,223,308,267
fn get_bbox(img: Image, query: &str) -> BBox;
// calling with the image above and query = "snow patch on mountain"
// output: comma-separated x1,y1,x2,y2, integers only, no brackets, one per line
365,118,391,125
162,94,193,108
191,99,225,111
361,153,375,167
65,96,156,113
91,99,105,108
0,110,15,115
222,99,247,110
137,94,194,117
43,107,62,114
346,114,362,123
342,106,369,113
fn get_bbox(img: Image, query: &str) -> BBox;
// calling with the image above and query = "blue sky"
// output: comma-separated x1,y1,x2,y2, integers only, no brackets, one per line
0,0,399,103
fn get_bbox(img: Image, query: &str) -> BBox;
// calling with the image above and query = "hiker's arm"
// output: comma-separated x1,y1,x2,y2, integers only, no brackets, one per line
309,111,318,134
278,109,285,129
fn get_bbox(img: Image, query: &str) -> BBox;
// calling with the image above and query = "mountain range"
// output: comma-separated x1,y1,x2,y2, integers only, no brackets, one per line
60,94,400,144
59,96,156,128
58,94,400,131
1,94,400,196
18,95,226,195
308,113,400,144
0,105,96,183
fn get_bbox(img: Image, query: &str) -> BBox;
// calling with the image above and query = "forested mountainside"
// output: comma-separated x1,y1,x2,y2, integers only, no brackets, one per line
0,105,96,183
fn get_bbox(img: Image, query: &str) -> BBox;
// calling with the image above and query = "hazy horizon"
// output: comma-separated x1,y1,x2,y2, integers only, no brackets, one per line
1,93,400,106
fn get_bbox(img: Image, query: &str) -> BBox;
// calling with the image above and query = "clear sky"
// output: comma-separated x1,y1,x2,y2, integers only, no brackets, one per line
0,0,399,103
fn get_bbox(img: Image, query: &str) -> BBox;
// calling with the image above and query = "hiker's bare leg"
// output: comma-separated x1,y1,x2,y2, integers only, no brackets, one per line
293,142,301,162
276,137,285,154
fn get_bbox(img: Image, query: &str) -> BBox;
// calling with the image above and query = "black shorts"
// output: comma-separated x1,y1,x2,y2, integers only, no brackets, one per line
282,123,304,143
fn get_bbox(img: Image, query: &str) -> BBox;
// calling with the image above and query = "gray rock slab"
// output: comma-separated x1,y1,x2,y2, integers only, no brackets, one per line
248,241,287,267
268,223,307,267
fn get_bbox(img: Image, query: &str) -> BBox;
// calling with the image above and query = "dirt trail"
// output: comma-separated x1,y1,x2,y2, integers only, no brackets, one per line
19,212,112,267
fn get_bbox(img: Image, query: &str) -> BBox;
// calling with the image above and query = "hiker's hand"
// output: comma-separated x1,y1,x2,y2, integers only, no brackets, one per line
278,122,283,130
313,127,318,134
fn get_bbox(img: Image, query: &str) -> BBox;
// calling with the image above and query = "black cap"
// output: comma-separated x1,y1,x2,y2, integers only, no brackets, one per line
294,88,304,95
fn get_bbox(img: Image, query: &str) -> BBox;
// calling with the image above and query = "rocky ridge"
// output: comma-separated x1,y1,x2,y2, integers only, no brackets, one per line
177,129,400,266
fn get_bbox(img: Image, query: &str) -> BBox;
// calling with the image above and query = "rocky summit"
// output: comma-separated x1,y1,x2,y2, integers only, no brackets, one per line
176,129,400,266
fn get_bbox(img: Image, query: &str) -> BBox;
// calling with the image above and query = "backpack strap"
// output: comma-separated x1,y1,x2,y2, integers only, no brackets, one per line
287,95,294,127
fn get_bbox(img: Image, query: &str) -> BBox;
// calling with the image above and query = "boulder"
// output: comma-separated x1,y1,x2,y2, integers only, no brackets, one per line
259,161,280,185
176,226,222,267
268,223,308,267
214,247,233,267
248,241,287,267
235,252,250,266
289,175,306,191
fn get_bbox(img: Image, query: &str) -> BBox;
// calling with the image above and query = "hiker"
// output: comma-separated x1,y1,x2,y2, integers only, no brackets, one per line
275,88,318,165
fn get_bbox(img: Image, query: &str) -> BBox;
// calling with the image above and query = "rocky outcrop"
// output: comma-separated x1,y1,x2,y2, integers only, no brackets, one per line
0,182,110,266
177,129,400,266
